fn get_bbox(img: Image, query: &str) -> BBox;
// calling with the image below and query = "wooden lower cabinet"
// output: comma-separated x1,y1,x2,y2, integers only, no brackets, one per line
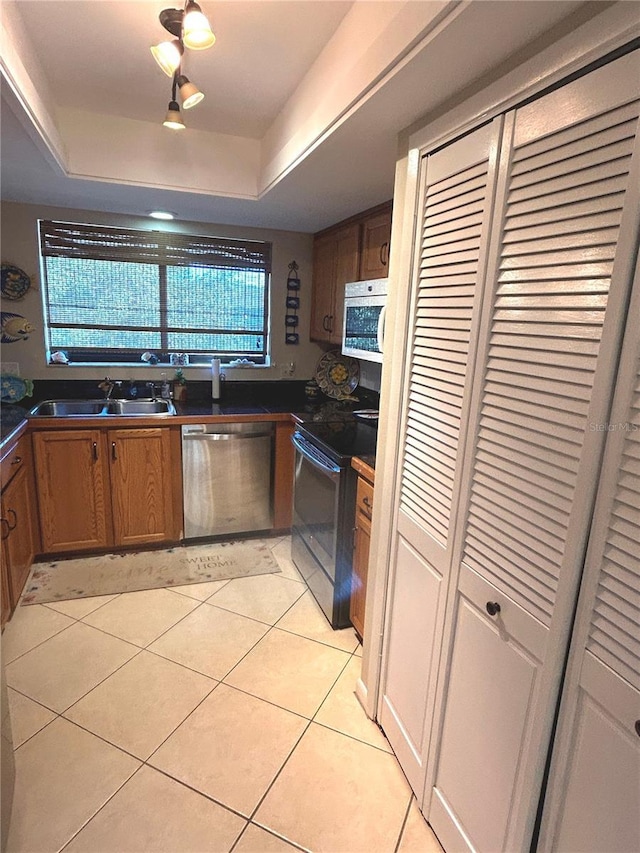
351,468,375,640
109,427,180,547
1,434,39,626
273,422,295,530
32,425,180,555
33,429,111,553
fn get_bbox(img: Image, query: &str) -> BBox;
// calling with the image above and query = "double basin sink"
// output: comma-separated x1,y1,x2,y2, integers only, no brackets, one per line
28,398,176,418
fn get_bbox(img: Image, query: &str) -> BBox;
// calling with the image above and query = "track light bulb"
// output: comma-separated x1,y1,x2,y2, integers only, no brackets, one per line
176,75,204,109
182,1,215,50
151,39,184,77
163,100,186,130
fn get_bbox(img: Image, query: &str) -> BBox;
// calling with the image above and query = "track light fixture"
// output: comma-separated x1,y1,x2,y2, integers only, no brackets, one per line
177,75,204,109
151,1,214,129
151,38,184,78
182,1,216,50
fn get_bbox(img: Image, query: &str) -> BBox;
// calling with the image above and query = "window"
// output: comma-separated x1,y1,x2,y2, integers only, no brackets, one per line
39,220,271,364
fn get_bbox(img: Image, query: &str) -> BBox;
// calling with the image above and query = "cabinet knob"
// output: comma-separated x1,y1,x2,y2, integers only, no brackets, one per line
92,441,98,461
380,241,389,266
11,455,22,465
6,508,17,531
111,441,117,461
486,601,501,617
0,518,10,541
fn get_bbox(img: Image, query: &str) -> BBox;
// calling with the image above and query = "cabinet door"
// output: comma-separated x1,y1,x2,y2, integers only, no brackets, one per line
311,223,360,344
359,209,392,280
33,430,111,553
428,53,640,853
331,223,360,345
310,233,337,342
108,427,177,547
539,257,640,853
1,465,37,607
351,507,371,640
1,547,11,629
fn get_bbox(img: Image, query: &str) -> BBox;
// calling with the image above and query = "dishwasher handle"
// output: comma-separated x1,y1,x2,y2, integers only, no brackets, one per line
183,431,272,441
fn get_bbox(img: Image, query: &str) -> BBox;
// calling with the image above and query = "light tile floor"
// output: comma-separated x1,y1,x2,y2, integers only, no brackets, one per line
2,536,443,853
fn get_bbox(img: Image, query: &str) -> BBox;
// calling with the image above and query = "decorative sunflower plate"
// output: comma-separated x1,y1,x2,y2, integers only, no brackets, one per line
315,350,360,400
0,374,33,403
1,263,32,300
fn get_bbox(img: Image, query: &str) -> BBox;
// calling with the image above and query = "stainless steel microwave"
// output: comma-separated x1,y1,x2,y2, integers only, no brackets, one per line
342,278,387,363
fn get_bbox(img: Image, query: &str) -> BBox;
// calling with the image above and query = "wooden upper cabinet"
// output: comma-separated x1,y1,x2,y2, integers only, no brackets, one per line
311,223,359,345
359,209,392,280
108,427,177,547
311,202,391,344
310,232,338,342
33,429,111,554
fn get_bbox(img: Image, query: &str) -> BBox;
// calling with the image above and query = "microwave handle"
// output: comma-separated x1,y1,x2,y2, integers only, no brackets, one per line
377,305,387,354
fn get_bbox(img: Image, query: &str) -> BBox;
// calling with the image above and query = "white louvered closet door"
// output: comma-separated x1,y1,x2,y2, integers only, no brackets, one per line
538,252,640,853
378,119,503,795
428,51,640,853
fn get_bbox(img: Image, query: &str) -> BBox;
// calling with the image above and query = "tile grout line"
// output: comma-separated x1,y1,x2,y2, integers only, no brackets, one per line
242,644,354,833
56,761,147,853
394,795,415,853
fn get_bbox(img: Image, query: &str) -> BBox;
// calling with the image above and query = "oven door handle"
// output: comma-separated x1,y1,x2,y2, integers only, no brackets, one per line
291,433,341,475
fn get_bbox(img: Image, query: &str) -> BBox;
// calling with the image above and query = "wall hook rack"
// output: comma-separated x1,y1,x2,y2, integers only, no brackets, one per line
285,260,300,345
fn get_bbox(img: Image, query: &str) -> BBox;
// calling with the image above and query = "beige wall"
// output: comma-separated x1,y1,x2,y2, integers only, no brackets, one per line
0,201,325,385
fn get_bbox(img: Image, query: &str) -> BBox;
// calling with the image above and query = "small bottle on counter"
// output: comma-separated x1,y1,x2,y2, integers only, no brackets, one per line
211,358,221,401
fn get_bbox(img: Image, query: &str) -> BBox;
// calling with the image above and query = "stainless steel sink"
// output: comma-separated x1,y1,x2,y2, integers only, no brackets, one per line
106,399,176,416
28,399,110,417
28,398,176,417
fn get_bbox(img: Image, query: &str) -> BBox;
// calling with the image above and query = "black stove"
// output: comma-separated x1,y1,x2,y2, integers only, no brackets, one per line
297,417,378,466
291,414,378,629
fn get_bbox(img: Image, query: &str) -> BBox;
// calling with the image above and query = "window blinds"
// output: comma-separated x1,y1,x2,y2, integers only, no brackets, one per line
39,220,271,363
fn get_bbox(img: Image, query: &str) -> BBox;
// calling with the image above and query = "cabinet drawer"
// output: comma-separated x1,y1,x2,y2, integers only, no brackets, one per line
356,477,374,520
1,437,28,491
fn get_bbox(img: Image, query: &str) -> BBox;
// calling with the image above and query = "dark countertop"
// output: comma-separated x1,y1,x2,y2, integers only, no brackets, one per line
0,404,30,444
1,380,380,446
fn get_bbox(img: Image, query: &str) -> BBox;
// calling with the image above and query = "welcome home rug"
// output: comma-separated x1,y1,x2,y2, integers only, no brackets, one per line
21,538,281,605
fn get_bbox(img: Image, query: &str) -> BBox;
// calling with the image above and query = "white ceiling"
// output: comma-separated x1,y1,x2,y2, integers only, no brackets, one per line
14,0,353,138
1,0,597,233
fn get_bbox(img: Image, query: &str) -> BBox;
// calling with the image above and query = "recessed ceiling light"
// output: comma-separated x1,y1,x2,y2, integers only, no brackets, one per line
149,211,175,220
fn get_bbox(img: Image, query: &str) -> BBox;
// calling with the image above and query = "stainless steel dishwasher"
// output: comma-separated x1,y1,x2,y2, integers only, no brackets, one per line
181,423,274,538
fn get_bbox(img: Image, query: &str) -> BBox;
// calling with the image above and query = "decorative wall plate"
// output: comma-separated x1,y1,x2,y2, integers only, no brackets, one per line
315,350,360,400
1,311,35,343
1,263,32,300
0,374,33,403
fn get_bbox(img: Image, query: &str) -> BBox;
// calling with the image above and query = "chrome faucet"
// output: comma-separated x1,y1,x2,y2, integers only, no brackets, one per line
146,381,159,401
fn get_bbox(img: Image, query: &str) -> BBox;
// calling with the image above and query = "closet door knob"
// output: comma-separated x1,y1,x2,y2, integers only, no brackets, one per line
486,601,501,617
